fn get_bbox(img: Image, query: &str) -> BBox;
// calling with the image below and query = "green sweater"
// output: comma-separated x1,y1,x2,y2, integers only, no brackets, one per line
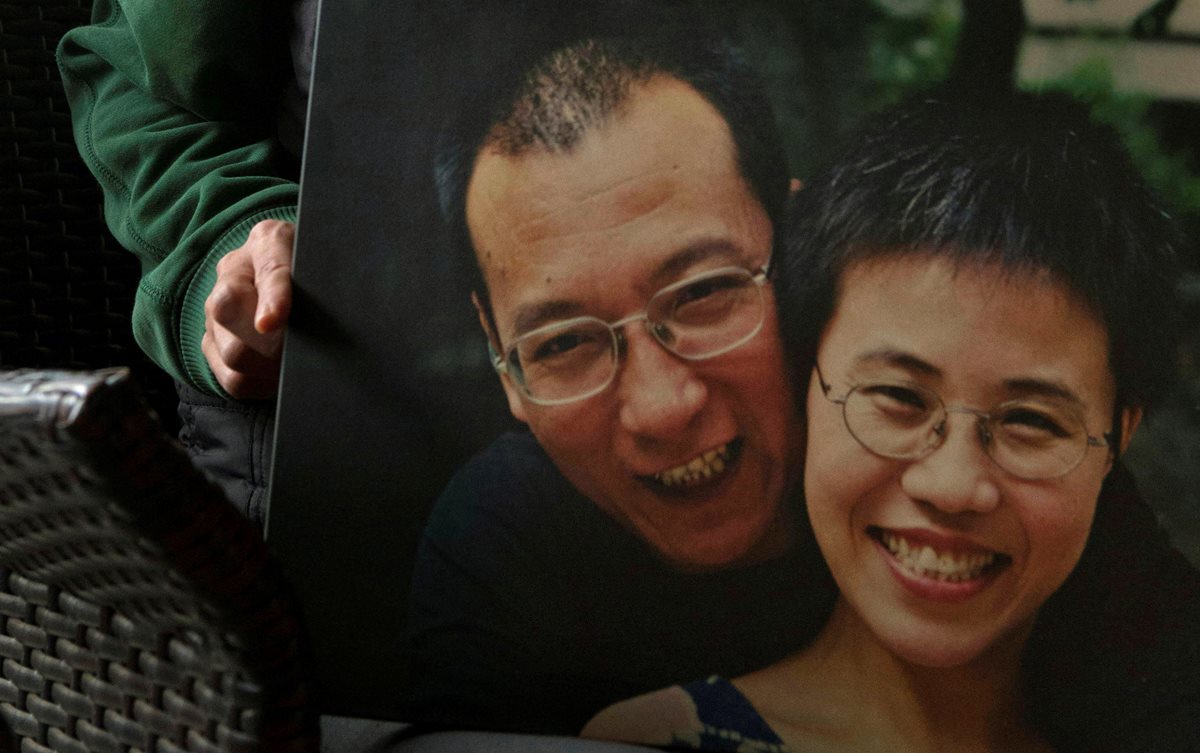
57,0,301,395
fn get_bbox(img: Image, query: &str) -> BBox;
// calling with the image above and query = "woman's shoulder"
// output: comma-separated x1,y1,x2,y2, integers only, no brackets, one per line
581,676,791,752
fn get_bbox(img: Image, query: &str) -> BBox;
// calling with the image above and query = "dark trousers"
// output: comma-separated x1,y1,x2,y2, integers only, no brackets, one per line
175,381,276,525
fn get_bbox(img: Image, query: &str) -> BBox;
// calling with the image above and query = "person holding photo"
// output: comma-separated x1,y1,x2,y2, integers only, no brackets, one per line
581,91,1198,752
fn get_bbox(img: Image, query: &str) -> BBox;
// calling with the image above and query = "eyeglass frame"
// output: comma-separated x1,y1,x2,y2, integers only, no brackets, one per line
489,260,772,406
812,362,1113,480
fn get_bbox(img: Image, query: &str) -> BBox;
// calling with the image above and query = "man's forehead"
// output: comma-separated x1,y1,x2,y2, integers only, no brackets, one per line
470,78,740,200
465,77,769,333
468,82,749,239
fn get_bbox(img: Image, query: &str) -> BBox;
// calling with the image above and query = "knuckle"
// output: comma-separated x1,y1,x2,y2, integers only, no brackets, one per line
216,248,250,279
248,219,295,247
217,338,252,370
258,257,292,278
201,328,216,358
247,220,274,241
205,285,238,322
219,370,250,397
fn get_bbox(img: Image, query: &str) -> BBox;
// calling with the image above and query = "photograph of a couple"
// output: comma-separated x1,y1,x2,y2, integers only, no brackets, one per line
394,8,1200,752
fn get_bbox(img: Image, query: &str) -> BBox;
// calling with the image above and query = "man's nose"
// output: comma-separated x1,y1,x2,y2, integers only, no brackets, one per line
899,414,1001,515
615,326,707,438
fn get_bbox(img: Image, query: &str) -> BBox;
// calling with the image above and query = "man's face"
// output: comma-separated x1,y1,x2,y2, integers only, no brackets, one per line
465,76,798,570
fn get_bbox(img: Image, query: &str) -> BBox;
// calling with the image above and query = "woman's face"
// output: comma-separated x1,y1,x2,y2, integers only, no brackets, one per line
804,254,1131,668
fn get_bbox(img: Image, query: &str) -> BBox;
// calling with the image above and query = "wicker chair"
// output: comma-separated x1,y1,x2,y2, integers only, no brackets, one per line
0,367,320,753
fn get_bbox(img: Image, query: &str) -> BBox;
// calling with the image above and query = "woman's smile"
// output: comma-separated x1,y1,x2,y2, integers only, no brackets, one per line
805,254,1116,667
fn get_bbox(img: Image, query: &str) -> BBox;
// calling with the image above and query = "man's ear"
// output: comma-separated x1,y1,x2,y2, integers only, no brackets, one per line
473,291,529,424
789,178,803,195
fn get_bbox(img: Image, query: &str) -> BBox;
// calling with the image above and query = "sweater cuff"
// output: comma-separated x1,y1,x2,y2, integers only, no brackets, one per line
179,205,300,398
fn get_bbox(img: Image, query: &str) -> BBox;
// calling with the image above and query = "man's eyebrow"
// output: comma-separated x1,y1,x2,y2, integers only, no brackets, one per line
511,300,584,341
652,239,753,286
509,239,755,340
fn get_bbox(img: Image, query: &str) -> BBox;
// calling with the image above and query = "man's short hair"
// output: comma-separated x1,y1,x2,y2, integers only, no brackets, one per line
435,10,790,323
776,89,1182,429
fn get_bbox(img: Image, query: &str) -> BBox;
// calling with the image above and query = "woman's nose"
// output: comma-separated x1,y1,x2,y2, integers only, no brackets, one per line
899,413,1001,515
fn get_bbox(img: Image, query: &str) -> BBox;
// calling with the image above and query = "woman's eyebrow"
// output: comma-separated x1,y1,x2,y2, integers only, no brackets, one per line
852,349,941,378
1001,377,1084,405
851,351,1087,404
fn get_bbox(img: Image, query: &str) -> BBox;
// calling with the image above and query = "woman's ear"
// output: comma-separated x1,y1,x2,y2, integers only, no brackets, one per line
789,177,803,195
1116,406,1144,457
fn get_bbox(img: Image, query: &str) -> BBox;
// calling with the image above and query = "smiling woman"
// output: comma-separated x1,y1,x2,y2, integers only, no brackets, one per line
580,90,1199,753
804,255,1121,672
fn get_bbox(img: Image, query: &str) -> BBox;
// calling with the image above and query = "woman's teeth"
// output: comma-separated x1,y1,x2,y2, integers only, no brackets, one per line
881,531,998,582
655,444,731,488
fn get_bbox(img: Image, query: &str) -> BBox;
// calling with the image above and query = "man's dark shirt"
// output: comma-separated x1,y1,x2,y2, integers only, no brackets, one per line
403,430,835,733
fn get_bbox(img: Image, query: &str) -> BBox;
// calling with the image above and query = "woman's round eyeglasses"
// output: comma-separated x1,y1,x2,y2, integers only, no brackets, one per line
813,363,1112,480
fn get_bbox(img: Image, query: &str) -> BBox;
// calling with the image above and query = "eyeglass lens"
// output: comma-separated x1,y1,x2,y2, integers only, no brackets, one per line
841,382,1094,479
507,267,765,403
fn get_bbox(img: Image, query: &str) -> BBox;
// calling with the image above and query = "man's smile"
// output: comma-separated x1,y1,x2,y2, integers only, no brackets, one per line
645,438,743,491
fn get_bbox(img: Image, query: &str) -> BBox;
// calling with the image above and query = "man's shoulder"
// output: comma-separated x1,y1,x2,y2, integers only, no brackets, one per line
421,431,596,548
455,430,560,485
435,431,572,510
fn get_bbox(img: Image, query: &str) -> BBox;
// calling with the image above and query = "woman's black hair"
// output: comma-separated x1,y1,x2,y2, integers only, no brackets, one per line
776,88,1183,439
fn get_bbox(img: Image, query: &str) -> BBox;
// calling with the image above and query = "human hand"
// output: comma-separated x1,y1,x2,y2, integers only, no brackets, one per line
202,219,294,399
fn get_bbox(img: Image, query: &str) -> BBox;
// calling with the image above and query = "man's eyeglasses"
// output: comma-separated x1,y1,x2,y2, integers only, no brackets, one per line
813,363,1112,480
492,263,771,406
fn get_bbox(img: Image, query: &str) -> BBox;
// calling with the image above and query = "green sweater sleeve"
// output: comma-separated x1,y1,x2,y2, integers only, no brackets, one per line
57,0,301,395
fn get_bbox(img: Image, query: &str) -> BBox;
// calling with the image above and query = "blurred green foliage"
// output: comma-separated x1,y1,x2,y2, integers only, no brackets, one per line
1025,57,1200,227
729,1,1200,240
864,0,960,109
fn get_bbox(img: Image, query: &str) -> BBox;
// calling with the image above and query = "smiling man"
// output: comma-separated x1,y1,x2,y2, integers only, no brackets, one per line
402,25,834,732
464,73,795,571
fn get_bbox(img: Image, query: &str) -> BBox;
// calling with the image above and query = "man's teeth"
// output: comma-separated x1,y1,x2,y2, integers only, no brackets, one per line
881,531,997,582
654,445,730,488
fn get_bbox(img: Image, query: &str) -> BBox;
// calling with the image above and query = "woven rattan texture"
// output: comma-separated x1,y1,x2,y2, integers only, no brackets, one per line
0,569,265,753
1,0,177,431
0,0,134,368
0,370,319,753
